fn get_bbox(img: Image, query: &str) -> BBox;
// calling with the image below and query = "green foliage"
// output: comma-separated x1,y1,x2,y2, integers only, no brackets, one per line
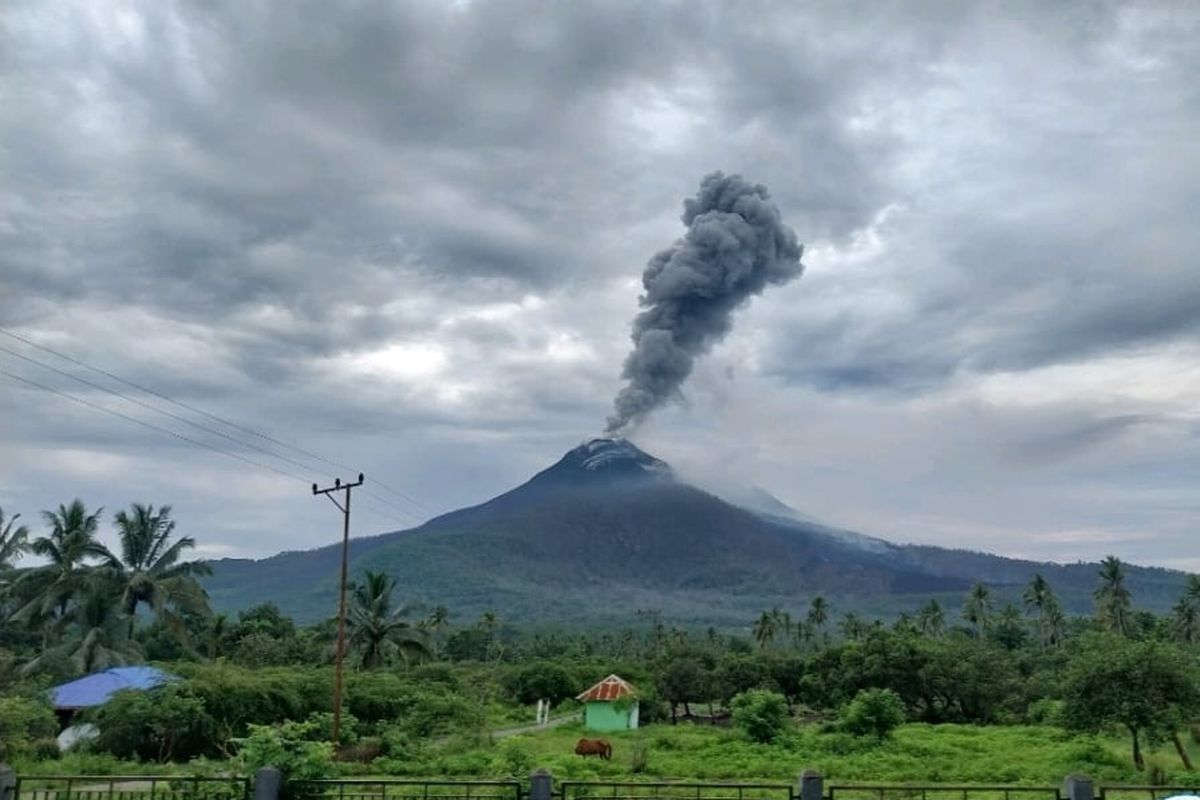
730,689,790,743
491,739,534,778
0,693,58,760
236,718,337,787
1062,634,1200,768
504,661,577,705
90,684,215,761
840,688,906,740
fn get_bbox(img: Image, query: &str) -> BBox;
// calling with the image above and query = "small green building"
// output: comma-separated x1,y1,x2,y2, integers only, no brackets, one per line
577,674,639,731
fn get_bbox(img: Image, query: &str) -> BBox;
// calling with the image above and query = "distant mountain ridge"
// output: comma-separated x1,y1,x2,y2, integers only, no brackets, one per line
204,438,1187,625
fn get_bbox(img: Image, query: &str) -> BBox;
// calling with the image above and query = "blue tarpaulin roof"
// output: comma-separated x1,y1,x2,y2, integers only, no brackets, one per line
50,666,175,710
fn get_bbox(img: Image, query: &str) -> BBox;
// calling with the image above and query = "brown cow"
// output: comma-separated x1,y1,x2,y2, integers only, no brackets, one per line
574,738,613,760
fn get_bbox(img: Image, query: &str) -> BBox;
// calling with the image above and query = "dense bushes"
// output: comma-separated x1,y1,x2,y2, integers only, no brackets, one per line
0,694,58,760
730,689,790,743
85,664,488,762
840,688,905,740
91,685,216,761
236,718,336,790
504,661,577,706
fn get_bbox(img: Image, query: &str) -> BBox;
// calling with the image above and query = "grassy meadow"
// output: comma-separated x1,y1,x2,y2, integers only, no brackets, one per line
351,721,1199,785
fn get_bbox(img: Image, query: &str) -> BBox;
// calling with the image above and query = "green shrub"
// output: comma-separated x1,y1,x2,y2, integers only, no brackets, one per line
840,688,906,740
0,694,59,760
730,689,790,743
303,710,359,746
491,739,534,778
30,738,61,761
236,719,337,792
1026,698,1065,726
630,744,649,774
90,684,216,762
504,662,577,706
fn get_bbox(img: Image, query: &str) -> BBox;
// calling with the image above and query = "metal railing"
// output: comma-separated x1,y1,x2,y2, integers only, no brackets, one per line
558,781,796,800
826,786,1064,800
290,780,524,800
1097,787,1200,800
13,776,250,800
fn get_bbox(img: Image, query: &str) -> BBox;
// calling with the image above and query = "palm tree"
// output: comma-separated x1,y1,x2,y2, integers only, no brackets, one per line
1172,596,1199,645
917,599,945,636
15,500,107,624
479,610,502,661
422,605,450,657
1095,555,1133,637
1023,573,1058,649
838,612,867,641
107,503,212,637
346,570,431,669
1044,602,1067,648
807,596,829,644
963,582,992,638
1171,576,1200,645
0,506,30,570
24,577,142,675
1187,574,1200,605
769,607,792,647
752,610,776,649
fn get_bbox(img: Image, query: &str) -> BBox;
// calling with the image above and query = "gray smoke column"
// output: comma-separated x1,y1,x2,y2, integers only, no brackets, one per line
606,172,804,434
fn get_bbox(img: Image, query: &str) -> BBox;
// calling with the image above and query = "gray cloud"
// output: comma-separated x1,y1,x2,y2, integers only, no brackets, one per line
1,1,1197,570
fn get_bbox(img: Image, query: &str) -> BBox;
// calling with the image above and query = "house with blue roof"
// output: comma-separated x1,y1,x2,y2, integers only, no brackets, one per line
50,666,175,720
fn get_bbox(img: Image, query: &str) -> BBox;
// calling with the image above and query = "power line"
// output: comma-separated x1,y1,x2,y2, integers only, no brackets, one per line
0,342,423,526
0,368,417,530
0,326,432,514
1,367,311,485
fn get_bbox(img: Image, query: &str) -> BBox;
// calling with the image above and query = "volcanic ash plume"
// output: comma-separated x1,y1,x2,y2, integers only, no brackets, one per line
605,172,805,434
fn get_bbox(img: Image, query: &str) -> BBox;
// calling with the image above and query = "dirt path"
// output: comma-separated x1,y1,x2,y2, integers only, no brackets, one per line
488,712,580,740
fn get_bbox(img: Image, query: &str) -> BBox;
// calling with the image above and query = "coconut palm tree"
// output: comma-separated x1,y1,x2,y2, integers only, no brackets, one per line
1023,573,1058,649
0,507,30,595
769,606,792,647
807,596,829,645
24,577,142,675
422,604,450,657
0,506,30,570
1044,602,1067,648
106,503,212,637
346,570,430,669
917,599,945,637
838,611,867,641
752,610,776,649
1172,595,1199,645
1095,555,1133,637
963,582,992,638
15,500,107,625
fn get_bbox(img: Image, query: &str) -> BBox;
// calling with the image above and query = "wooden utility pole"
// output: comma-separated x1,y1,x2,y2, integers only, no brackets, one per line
312,472,364,748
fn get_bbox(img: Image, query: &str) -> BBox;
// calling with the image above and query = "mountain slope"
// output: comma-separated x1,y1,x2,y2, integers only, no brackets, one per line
204,438,1187,625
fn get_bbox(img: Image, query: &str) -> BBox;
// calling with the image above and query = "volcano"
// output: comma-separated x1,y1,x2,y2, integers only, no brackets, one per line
204,439,1187,625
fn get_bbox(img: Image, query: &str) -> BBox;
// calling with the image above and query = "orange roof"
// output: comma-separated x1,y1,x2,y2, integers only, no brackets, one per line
577,674,637,702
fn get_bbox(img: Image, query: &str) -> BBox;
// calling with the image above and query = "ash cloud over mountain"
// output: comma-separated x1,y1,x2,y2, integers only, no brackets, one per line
606,173,804,433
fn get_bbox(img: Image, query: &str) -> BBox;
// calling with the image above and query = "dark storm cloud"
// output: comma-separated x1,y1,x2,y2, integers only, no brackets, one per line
1,1,1198,566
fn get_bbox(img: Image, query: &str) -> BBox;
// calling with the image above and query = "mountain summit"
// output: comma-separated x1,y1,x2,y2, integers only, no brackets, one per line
204,439,1188,625
525,438,671,489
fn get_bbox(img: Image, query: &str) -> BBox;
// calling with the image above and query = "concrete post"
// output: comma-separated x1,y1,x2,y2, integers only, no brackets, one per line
529,769,554,800
799,771,823,800
254,767,283,800
0,765,16,800
1063,775,1094,800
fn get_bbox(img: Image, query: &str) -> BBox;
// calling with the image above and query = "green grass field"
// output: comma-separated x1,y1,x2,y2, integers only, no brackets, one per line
17,721,1200,787
369,722,1200,785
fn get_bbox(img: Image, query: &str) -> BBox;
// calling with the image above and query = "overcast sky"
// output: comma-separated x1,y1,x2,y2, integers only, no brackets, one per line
1,1,1197,572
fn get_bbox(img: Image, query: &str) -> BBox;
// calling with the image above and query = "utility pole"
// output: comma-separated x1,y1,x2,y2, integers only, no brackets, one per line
312,472,364,749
